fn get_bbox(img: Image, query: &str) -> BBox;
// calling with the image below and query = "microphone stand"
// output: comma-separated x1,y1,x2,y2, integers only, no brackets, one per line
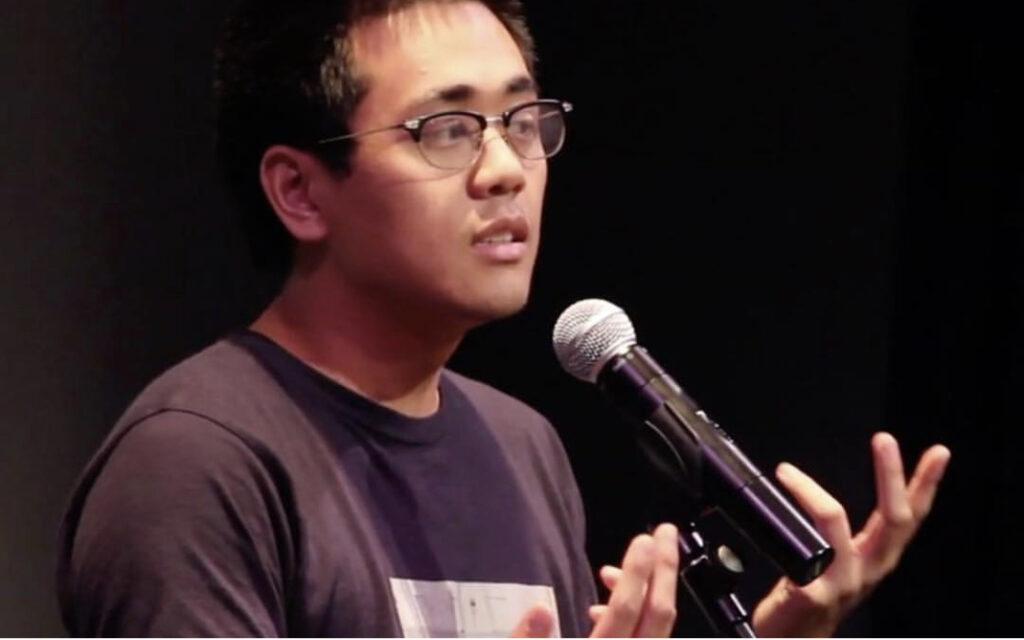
677,522,757,638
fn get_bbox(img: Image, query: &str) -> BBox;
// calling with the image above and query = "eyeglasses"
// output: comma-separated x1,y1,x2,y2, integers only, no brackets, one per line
317,99,573,170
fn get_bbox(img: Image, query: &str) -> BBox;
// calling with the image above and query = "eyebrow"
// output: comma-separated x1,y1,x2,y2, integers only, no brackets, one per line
407,75,538,113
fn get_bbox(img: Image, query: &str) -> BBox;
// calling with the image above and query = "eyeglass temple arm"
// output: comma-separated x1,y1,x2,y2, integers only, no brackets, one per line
317,122,409,145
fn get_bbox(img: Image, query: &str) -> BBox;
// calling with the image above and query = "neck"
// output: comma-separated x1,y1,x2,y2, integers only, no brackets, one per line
251,265,465,418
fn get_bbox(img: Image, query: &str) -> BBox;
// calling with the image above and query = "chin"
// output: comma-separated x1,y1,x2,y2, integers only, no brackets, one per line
457,289,531,327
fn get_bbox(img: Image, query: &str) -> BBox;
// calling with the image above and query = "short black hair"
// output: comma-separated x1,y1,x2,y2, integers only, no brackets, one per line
213,0,537,274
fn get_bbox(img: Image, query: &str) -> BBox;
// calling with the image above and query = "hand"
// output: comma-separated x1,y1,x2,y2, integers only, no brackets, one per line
515,523,679,637
509,603,556,638
585,523,680,637
752,432,951,637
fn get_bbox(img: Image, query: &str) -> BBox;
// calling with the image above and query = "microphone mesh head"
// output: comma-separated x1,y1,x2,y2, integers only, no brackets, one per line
553,299,637,382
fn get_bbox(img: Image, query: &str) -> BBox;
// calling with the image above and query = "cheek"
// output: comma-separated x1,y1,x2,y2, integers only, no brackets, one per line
524,167,548,231
527,159,548,199
386,182,470,242
338,183,470,274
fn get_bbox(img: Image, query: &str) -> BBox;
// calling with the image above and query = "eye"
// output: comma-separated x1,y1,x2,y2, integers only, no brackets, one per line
420,115,478,148
508,111,540,140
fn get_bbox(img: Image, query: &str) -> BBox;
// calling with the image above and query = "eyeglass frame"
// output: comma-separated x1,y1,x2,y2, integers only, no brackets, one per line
316,98,574,169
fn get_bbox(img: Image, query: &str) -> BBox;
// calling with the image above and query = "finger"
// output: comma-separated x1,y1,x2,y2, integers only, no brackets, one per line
599,566,622,592
851,510,884,552
509,603,554,638
906,444,951,520
853,442,951,569
634,523,680,638
590,534,656,637
776,462,856,560
871,433,914,528
588,605,608,624
777,462,861,609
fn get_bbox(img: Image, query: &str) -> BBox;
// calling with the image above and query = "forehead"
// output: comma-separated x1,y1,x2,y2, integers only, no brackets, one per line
349,1,532,110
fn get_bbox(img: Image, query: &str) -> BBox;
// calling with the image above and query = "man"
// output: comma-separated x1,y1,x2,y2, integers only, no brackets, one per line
57,0,950,636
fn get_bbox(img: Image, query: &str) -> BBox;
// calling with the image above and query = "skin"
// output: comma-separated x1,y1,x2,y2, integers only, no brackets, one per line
751,433,951,637
586,433,951,638
253,1,547,417
249,2,950,636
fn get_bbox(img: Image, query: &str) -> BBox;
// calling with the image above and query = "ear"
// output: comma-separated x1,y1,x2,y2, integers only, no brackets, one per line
259,145,331,242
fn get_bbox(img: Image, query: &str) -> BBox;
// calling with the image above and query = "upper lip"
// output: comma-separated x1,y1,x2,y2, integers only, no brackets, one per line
472,215,530,244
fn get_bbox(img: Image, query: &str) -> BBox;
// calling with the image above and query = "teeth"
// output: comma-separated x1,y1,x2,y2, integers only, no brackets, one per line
480,231,514,244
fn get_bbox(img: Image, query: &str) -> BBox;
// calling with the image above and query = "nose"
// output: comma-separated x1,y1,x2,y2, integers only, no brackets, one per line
467,127,528,199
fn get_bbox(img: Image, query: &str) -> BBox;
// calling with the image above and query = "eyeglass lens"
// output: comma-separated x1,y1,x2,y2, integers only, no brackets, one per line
417,102,566,169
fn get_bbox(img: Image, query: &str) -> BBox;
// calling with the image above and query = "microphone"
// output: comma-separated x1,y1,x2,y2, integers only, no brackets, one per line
553,299,833,585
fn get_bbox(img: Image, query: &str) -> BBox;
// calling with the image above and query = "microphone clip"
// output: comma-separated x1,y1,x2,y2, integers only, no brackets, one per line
677,522,758,638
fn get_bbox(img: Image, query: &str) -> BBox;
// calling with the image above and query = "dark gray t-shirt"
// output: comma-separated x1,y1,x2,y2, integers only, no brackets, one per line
58,332,598,636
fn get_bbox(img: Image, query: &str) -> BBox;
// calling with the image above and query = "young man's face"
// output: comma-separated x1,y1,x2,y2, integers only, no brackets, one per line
317,1,547,329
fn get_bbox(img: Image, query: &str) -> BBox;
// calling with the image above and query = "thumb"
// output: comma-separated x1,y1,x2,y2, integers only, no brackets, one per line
509,603,555,638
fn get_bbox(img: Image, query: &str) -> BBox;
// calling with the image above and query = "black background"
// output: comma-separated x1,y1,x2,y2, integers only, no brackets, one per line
1,0,1020,635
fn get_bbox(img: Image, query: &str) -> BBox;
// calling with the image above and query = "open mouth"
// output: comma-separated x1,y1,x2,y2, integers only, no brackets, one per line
477,231,515,244
472,224,529,262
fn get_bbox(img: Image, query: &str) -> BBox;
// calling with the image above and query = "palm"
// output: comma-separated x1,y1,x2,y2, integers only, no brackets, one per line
752,433,950,637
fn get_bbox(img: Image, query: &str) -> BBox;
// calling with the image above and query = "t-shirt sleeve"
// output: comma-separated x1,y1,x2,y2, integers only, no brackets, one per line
59,410,293,637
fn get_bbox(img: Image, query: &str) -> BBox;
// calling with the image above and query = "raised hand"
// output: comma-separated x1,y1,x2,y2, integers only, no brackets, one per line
752,432,951,637
516,523,680,638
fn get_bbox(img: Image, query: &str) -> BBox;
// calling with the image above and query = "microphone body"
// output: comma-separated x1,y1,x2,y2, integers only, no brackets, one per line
598,344,834,586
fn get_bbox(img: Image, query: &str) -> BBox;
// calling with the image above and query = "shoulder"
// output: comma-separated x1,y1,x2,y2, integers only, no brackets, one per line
123,338,283,421
444,369,554,438
74,410,276,531
111,337,316,458
444,368,541,413
443,369,575,479
64,401,288,544
58,340,301,580
58,409,292,636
